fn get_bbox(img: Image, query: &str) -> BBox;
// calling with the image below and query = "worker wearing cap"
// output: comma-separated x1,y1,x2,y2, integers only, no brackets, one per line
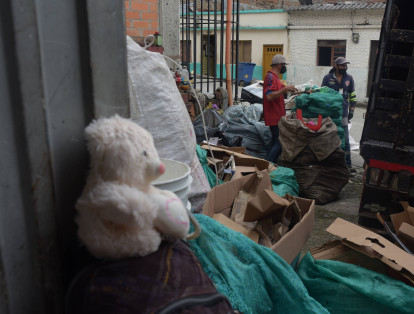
321,57,357,172
263,54,297,163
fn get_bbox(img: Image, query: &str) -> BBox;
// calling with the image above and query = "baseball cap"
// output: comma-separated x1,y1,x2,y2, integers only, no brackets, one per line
271,54,290,66
334,57,350,65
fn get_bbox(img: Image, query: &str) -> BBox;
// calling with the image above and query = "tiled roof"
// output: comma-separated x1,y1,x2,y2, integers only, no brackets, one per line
287,3,386,12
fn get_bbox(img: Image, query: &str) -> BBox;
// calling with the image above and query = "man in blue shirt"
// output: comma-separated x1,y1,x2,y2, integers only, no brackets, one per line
321,57,357,172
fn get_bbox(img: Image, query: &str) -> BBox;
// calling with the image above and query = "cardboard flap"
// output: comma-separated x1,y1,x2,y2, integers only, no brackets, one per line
202,170,272,217
244,189,289,222
326,218,414,276
400,201,414,225
213,213,259,243
272,198,315,264
391,211,411,233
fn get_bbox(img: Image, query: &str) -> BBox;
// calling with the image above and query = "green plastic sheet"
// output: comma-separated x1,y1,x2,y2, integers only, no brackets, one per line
269,166,299,197
189,214,328,314
298,252,414,314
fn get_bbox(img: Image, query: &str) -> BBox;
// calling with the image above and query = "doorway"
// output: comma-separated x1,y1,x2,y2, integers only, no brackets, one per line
263,45,284,80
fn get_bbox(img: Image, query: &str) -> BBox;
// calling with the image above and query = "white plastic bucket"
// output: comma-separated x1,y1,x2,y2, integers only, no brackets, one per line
152,158,192,205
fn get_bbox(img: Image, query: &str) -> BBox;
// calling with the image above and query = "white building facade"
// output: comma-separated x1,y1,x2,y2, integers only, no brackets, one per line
287,3,385,102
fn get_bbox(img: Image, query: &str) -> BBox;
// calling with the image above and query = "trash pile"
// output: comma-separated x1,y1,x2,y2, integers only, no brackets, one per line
71,36,414,314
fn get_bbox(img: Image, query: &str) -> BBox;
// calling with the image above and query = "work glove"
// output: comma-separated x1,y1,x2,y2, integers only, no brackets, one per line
348,109,354,121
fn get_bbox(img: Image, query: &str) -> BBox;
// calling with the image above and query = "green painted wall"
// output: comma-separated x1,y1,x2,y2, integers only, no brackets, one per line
188,63,287,83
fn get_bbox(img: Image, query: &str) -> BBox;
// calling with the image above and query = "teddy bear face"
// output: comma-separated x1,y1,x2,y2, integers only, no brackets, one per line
85,115,164,188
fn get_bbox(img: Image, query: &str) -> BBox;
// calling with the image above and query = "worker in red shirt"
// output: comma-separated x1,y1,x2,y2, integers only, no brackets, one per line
263,54,297,163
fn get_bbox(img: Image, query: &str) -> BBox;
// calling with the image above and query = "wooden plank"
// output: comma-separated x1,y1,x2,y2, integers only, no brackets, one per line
380,79,406,93
390,29,414,44
384,55,411,68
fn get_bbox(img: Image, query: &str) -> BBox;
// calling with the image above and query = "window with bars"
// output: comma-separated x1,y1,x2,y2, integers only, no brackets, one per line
317,40,346,66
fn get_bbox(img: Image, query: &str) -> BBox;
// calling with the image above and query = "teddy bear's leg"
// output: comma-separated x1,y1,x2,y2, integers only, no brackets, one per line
149,191,190,239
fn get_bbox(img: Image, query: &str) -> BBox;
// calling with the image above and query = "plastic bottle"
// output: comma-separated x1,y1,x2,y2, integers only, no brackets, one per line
180,66,190,86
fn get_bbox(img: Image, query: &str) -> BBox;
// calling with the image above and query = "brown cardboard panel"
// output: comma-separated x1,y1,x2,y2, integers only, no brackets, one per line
202,170,272,217
400,202,414,225
397,223,414,252
213,213,260,243
231,166,257,181
200,144,273,172
310,240,388,275
391,211,411,233
272,197,314,264
327,218,414,278
244,189,290,222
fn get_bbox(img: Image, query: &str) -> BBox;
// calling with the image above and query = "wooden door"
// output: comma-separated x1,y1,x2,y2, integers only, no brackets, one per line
262,45,283,80
202,35,216,76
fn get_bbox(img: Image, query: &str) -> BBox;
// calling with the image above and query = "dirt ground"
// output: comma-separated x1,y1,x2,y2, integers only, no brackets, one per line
303,165,365,252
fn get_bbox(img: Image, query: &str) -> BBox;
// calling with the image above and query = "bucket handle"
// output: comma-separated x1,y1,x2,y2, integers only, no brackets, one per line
186,211,201,240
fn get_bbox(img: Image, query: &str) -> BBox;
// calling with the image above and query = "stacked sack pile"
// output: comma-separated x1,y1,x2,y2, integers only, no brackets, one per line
278,87,349,204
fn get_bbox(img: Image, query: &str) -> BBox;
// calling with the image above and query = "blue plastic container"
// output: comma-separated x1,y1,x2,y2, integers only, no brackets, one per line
237,62,256,86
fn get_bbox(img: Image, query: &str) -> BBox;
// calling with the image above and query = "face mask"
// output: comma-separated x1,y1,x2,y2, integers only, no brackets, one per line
280,65,287,74
338,68,347,75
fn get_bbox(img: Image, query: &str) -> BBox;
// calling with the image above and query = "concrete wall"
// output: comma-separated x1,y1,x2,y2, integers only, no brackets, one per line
287,8,384,102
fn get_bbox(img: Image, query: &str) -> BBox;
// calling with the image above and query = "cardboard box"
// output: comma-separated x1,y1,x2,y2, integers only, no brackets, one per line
213,213,260,243
327,218,414,284
397,223,414,252
202,171,315,264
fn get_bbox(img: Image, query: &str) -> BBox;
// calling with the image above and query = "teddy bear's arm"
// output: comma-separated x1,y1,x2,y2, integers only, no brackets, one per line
84,182,158,225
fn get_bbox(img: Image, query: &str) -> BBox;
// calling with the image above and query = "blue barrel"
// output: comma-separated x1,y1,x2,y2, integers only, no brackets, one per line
238,62,256,86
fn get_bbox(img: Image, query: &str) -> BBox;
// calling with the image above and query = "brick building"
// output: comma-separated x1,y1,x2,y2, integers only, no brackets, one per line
125,0,160,42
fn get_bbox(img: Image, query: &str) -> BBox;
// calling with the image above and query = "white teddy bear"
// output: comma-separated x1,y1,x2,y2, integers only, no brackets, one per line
75,115,192,259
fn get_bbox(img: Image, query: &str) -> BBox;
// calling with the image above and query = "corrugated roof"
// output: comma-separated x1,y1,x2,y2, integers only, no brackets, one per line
287,3,386,12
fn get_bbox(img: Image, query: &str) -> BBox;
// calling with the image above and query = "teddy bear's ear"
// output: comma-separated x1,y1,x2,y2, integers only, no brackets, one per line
84,116,117,156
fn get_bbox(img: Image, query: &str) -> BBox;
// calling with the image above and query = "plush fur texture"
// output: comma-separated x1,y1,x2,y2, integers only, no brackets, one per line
76,115,189,259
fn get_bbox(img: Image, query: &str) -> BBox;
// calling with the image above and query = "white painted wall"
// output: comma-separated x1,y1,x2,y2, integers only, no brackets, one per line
181,10,288,68
287,9,384,102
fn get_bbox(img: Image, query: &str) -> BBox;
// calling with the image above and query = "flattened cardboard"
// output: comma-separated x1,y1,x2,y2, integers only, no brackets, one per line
244,189,290,222
213,213,259,243
327,218,414,282
310,240,387,275
200,144,275,173
397,223,414,252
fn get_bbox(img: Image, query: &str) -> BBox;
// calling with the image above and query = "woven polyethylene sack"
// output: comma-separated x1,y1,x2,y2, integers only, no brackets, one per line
127,36,210,210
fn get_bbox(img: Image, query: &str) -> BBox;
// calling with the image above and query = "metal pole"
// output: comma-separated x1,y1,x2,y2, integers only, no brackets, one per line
235,0,240,101
193,0,197,88
214,0,217,91
220,0,224,86
207,0,210,92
